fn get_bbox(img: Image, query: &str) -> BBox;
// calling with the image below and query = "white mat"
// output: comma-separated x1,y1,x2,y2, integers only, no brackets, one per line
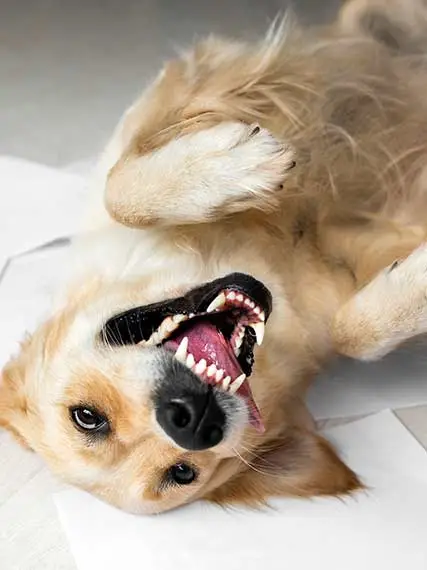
0,156,85,274
54,411,427,570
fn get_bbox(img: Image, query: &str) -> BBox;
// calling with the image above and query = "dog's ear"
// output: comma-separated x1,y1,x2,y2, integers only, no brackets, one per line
0,347,32,449
207,429,360,507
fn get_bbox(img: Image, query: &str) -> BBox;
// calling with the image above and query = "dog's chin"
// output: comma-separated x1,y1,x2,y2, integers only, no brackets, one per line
101,272,272,432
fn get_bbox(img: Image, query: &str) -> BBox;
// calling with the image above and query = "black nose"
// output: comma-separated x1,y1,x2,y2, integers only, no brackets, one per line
155,385,226,451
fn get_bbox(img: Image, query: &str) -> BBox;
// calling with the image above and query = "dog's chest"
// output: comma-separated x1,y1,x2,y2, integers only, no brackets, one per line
70,224,198,283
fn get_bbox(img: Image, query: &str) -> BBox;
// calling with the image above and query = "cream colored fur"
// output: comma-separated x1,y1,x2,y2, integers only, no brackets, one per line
1,0,427,514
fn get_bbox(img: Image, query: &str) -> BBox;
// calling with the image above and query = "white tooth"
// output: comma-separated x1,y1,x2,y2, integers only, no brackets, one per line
173,314,187,324
236,294,244,302
215,369,224,382
249,301,255,309
244,298,251,307
186,353,195,368
161,317,177,334
259,311,265,322
195,359,207,374
227,292,236,301
222,376,231,390
188,313,195,319
175,337,188,362
207,364,217,378
254,306,261,315
229,374,246,394
251,321,265,345
207,292,226,313
151,331,162,344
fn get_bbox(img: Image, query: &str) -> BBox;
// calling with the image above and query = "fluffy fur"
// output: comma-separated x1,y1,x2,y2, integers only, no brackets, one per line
2,0,427,514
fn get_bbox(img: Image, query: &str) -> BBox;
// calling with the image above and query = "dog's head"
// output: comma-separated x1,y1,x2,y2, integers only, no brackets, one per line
0,272,359,514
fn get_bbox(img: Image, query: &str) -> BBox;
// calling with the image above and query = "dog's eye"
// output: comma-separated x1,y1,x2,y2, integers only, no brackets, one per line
167,463,197,486
70,407,109,434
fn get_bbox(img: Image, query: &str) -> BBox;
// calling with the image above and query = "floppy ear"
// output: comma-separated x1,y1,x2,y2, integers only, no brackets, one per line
0,352,32,449
207,429,361,507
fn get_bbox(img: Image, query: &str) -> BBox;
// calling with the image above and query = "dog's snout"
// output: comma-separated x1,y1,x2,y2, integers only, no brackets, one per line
156,390,225,451
154,365,226,450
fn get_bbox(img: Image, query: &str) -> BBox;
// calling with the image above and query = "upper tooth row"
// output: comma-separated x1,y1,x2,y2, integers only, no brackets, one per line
174,336,246,393
206,291,265,322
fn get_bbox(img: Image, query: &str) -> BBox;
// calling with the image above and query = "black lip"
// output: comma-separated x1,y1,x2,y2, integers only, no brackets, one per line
100,272,272,347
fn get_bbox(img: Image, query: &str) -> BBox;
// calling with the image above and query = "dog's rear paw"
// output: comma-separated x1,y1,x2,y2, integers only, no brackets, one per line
339,0,427,54
333,243,427,360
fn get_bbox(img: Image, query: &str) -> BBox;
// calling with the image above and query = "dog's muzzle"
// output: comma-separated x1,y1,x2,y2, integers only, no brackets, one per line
100,273,273,443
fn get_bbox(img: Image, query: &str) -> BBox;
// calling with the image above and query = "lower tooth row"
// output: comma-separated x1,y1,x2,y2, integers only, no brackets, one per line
228,373,246,394
222,375,231,390
174,337,245,392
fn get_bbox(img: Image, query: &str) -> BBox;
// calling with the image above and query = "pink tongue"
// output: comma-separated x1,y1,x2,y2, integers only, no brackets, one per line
164,320,263,431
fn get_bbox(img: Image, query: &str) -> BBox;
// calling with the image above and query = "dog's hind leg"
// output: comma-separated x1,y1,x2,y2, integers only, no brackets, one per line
332,243,427,360
338,0,427,54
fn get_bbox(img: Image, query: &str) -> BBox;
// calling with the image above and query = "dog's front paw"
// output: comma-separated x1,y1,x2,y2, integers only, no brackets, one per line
105,120,296,227
227,122,296,197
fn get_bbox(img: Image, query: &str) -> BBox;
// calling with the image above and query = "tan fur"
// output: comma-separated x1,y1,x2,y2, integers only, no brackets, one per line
2,0,427,514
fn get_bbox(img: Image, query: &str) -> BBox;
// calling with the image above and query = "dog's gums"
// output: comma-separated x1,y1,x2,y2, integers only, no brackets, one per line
102,273,272,432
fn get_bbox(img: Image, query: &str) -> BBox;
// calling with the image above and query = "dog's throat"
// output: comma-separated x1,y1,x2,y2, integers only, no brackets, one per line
164,321,263,431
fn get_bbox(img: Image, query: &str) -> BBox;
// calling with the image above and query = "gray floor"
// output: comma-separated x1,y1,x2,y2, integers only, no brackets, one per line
1,0,341,167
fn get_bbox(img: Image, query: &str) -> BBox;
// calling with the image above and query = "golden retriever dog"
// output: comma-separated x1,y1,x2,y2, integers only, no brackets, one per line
2,0,427,514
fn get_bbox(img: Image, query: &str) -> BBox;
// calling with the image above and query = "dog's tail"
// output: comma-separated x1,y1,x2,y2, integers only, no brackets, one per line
338,0,427,54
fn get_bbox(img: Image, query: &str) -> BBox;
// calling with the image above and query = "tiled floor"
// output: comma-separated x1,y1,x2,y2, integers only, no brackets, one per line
1,1,427,569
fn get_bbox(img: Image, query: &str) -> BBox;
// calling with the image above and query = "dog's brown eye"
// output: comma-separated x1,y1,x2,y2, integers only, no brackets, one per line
167,463,197,486
70,407,109,434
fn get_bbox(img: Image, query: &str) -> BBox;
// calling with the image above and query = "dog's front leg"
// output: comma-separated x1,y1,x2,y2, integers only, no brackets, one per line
105,122,295,228
332,243,427,360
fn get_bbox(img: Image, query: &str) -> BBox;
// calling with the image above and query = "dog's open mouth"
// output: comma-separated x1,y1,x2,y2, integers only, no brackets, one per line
101,273,272,431
161,290,266,430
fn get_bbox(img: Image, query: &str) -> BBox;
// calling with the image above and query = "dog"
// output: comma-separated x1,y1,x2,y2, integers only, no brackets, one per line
2,0,427,515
